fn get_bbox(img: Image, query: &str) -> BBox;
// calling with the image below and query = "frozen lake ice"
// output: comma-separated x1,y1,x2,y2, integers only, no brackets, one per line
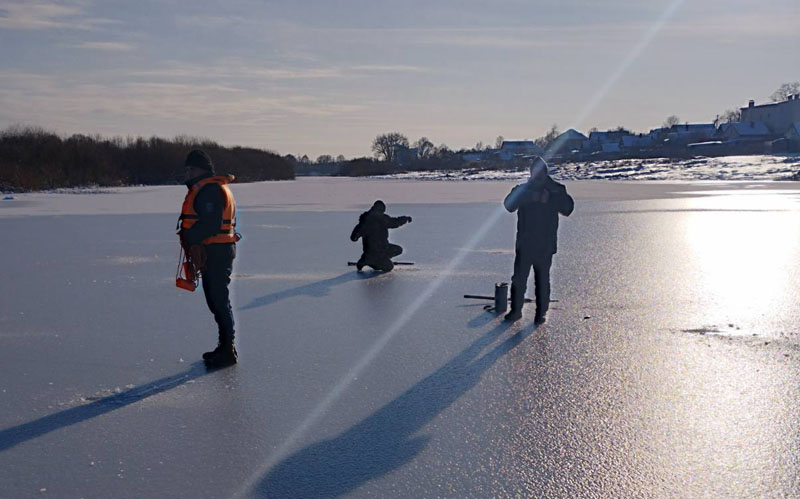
1,178,799,497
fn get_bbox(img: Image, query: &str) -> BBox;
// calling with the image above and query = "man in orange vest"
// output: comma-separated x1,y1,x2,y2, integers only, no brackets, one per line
179,149,240,368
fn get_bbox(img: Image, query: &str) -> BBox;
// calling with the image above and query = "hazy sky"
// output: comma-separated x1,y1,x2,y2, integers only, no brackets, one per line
1,0,798,158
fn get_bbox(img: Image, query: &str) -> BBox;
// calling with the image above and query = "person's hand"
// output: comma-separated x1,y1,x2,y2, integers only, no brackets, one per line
189,245,207,272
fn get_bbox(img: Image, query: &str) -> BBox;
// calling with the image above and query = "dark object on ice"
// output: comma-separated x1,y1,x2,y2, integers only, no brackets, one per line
2,195,13,200
178,151,240,362
504,157,574,323
350,200,412,272
347,261,414,266
176,247,198,292
494,282,508,313
463,294,534,303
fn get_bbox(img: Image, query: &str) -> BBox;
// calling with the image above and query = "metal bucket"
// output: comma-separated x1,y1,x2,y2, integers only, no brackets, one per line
494,282,508,313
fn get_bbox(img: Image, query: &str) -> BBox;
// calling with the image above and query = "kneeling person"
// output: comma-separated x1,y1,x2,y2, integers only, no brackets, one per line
350,200,411,272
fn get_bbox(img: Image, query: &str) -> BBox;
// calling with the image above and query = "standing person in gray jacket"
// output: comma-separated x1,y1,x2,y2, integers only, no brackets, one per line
503,157,574,324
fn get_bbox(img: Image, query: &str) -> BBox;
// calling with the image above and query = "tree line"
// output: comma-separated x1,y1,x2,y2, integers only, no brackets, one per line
0,126,294,191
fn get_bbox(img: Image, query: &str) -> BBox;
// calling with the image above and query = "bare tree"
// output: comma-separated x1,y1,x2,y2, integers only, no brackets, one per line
720,108,742,123
770,81,800,102
663,115,680,128
495,136,504,149
434,143,451,157
316,154,333,164
534,124,559,149
335,154,346,163
372,132,409,163
414,137,434,159
475,141,484,151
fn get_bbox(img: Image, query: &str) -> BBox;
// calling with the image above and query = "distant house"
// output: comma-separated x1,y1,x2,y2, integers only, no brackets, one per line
740,95,800,135
551,129,587,154
585,130,630,152
716,121,772,141
601,142,621,153
588,130,629,144
621,134,654,149
785,122,800,141
496,140,543,161
392,145,419,167
462,150,491,163
666,123,717,144
646,127,669,146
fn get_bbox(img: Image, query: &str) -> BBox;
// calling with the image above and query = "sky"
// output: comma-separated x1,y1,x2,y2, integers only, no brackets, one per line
0,0,798,159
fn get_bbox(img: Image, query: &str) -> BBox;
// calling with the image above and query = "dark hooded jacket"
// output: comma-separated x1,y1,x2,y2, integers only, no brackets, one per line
350,207,409,255
504,176,574,255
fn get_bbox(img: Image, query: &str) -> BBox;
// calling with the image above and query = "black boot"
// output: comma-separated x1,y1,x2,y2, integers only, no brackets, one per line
205,341,238,368
504,284,524,322
202,343,222,361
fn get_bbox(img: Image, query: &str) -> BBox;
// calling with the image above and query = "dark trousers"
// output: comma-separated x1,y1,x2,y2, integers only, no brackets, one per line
202,244,236,344
510,248,552,316
358,243,402,271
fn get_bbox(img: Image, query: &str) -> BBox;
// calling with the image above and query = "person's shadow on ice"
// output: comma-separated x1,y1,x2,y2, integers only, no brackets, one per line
239,271,381,311
254,318,540,498
0,362,208,452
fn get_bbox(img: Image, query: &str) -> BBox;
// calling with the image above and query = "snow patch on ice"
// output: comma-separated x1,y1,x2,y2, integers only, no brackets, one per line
374,155,800,182
107,256,161,265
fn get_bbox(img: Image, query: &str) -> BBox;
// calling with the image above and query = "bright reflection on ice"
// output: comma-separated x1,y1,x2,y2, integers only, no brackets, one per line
683,190,800,327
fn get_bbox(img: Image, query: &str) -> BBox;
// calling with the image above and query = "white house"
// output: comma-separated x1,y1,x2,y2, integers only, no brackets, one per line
391,145,419,166
584,130,632,152
785,123,800,147
621,134,654,149
551,129,587,153
785,123,800,140
666,123,717,144
717,121,772,141
740,95,800,135
462,151,491,163
496,140,543,161
601,142,621,153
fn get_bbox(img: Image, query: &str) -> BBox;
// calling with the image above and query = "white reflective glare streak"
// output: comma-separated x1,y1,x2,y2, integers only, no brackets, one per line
683,191,800,329
543,0,687,158
233,1,688,495
231,207,507,498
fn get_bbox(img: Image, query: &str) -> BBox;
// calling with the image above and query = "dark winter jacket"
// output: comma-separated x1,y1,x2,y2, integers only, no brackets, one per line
350,208,410,255
181,173,229,247
504,176,574,255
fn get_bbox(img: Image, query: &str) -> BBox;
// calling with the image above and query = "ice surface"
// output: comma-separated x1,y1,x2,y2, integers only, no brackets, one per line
1,178,799,497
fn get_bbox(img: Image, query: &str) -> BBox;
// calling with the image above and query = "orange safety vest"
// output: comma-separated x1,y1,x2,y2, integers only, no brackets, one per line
179,175,240,245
